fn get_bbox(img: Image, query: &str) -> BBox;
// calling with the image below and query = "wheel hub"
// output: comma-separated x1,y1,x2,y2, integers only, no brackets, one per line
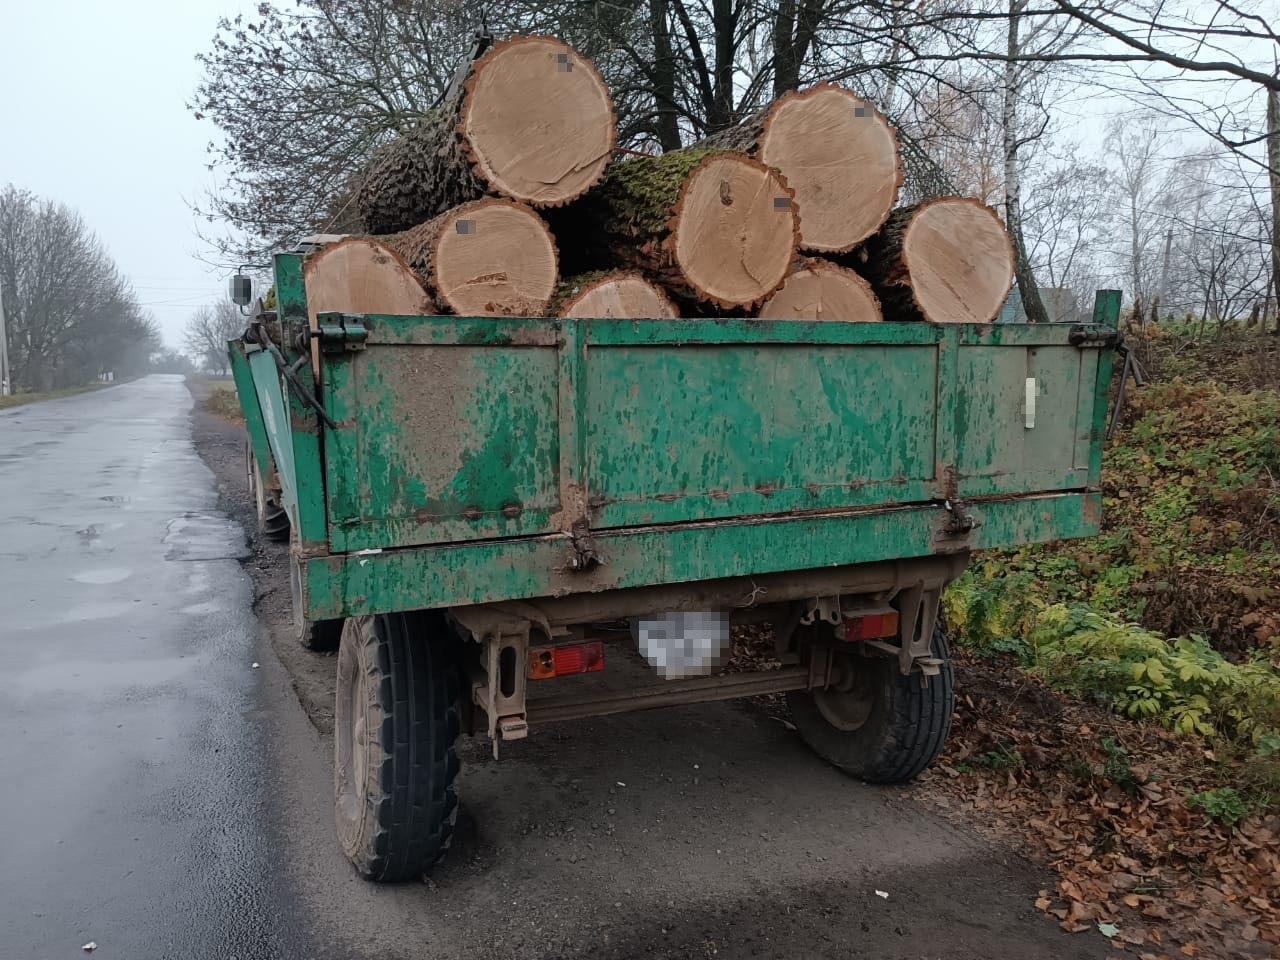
813,655,875,731
336,663,366,822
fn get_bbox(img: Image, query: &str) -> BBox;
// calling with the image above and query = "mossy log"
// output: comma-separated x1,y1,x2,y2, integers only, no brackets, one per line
695,84,901,254
357,36,616,234
553,149,799,309
856,198,1014,323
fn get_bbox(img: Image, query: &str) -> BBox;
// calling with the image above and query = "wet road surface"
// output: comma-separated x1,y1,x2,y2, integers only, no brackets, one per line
1,376,1109,960
0,377,295,957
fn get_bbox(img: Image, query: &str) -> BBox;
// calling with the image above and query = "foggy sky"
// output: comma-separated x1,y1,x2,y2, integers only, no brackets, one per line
3,0,251,349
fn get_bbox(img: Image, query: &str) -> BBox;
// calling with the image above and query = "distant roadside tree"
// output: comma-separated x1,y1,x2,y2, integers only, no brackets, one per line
182,300,244,376
0,184,156,391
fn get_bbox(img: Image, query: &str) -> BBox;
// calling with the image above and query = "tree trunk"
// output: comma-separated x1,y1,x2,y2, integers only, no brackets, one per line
757,259,882,321
553,149,799,308
378,199,559,317
1268,87,1280,335
357,36,616,234
858,198,1015,323
649,0,683,152
1002,0,1049,325
694,84,900,254
551,271,679,318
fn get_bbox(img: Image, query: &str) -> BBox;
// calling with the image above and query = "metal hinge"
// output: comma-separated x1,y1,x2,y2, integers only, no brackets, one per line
943,499,977,535
1068,324,1123,349
313,313,368,354
567,518,601,571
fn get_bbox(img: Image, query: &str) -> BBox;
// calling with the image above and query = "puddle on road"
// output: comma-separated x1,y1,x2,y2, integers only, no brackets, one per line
163,513,249,562
72,567,132,585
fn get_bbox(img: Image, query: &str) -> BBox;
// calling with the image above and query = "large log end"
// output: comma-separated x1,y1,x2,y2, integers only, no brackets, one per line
556,271,679,318
901,199,1014,323
303,238,435,319
461,36,616,207
758,259,881,321
760,84,901,254
431,199,559,316
670,154,799,309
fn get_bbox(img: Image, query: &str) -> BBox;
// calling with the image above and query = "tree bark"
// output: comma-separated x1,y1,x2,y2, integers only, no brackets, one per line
694,84,900,254
858,198,1015,323
552,149,799,308
357,36,616,234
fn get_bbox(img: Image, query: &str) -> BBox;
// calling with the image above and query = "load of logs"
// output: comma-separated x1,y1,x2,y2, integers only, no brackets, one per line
305,34,1016,327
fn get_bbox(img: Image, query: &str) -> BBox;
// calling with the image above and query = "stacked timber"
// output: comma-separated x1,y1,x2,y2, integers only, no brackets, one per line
301,34,1015,326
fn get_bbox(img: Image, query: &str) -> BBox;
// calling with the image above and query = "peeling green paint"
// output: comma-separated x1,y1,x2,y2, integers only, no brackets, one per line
233,261,1121,622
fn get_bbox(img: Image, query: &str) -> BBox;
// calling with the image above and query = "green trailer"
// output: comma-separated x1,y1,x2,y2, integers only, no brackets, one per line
229,250,1120,882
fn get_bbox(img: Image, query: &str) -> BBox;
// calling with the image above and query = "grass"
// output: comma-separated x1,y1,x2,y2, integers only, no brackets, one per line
0,384,109,411
187,376,244,423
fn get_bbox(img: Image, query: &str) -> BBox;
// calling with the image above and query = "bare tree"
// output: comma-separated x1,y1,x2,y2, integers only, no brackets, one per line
0,185,156,391
1021,149,1112,314
1269,88,1280,330
183,301,245,375
1106,117,1167,314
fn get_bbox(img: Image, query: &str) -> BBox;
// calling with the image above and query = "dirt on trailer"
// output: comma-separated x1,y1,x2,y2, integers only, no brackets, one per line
187,381,1125,960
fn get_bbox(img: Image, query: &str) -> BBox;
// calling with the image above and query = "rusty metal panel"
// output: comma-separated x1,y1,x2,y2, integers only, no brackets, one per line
301,492,1101,620
954,343,1089,496
323,340,563,551
584,343,940,526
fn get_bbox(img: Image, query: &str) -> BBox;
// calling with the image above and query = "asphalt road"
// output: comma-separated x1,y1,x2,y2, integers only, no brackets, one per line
0,376,1112,960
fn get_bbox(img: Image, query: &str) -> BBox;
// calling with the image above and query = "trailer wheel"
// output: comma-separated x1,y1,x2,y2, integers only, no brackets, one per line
245,441,289,542
787,624,953,784
289,553,342,652
335,613,460,882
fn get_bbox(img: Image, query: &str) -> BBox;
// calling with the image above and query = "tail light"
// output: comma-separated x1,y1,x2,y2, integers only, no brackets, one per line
835,609,900,642
528,640,604,680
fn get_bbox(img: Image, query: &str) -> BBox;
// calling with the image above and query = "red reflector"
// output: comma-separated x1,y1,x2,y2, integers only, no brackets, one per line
554,641,604,675
836,610,899,641
529,641,605,679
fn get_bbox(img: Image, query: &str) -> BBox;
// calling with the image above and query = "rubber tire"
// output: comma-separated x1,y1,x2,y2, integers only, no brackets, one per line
787,625,954,784
299,617,344,652
334,613,460,882
261,499,291,543
246,442,290,542
289,555,342,652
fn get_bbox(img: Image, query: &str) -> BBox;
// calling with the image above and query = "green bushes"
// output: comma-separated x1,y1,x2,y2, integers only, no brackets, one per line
945,573,1280,743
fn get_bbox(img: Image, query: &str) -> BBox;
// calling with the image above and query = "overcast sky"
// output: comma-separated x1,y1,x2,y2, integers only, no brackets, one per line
3,0,252,349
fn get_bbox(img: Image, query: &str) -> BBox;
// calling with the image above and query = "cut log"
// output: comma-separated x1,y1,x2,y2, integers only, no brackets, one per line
358,36,616,234
551,271,679,319
556,149,799,309
757,259,881,322
696,84,901,254
859,198,1014,323
302,237,435,375
379,198,559,316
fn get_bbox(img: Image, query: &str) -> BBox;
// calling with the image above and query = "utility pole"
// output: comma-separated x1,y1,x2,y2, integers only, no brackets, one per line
0,284,10,396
